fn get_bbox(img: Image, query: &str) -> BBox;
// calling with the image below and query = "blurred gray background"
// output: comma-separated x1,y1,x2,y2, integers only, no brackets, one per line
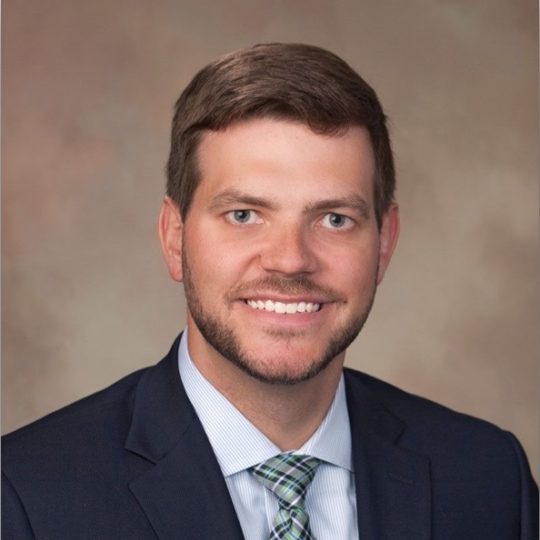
3,0,538,478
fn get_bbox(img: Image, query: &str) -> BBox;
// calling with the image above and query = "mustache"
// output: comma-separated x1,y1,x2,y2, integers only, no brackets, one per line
227,276,345,302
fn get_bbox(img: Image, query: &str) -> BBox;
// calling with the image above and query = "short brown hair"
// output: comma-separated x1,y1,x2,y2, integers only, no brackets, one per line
166,43,395,227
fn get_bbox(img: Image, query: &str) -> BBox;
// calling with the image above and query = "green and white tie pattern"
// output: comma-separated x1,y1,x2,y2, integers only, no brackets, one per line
251,453,321,540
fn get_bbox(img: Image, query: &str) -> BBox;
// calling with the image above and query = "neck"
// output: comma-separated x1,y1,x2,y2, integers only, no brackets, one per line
186,330,344,451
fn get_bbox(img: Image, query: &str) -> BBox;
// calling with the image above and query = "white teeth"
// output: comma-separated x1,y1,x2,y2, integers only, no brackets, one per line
245,300,321,314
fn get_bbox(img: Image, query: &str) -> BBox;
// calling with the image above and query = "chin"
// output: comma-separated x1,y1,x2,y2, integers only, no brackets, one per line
218,337,335,385
235,357,334,386
187,290,368,386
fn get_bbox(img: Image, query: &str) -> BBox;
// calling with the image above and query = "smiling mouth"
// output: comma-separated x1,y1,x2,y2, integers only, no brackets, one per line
244,299,322,314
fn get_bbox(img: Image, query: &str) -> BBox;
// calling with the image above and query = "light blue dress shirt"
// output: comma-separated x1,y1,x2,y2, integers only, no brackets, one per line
178,331,359,539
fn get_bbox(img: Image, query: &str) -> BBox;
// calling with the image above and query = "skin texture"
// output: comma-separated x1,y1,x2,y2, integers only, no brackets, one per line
159,118,399,449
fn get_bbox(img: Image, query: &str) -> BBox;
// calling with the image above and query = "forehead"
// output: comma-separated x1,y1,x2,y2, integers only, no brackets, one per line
195,118,376,202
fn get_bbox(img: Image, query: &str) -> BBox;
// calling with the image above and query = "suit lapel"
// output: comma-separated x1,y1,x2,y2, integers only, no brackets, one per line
345,371,431,540
123,337,431,539
125,336,244,540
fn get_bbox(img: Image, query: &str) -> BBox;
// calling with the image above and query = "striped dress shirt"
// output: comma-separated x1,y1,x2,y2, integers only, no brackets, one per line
178,331,359,539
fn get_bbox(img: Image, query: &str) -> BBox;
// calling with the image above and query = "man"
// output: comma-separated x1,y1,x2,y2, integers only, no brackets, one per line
2,43,537,539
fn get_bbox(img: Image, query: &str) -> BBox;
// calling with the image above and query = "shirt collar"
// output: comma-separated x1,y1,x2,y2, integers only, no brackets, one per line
178,330,353,477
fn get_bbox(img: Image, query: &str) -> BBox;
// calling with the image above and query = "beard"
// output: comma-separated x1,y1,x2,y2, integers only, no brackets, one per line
182,250,377,386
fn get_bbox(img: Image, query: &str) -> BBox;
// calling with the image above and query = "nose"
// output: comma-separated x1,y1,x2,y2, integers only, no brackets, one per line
259,221,318,276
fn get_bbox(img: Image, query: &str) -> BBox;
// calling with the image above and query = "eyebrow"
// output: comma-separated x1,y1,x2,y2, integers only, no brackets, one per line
208,188,370,219
208,189,280,211
304,196,370,220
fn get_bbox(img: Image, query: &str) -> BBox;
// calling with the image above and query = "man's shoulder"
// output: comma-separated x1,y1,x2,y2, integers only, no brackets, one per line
2,365,150,468
1,351,182,539
344,367,518,453
344,369,538,537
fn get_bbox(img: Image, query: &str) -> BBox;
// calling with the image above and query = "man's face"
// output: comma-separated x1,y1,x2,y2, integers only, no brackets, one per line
161,118,398,385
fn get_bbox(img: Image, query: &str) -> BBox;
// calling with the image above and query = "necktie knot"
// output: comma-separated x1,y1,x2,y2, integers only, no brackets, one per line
251,453,321,539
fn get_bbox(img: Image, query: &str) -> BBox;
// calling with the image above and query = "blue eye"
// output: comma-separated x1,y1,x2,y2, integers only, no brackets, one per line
321,213,353,230
233,210,251,223
226,210,262,225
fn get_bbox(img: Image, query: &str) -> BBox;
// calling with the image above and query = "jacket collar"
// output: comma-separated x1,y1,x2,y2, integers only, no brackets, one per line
125,335,244,539
124,336,431,540
345,369,431,540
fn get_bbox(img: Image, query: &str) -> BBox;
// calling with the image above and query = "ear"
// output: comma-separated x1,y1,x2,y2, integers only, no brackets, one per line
376,203,400,284
158,197,184,282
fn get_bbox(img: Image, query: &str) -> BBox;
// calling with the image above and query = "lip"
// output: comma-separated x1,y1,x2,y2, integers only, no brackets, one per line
240,293,332,304
246,298,322,313
235,298,331,327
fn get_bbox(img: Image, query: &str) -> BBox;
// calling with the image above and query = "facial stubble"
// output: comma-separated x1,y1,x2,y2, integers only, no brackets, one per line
181,245,377,385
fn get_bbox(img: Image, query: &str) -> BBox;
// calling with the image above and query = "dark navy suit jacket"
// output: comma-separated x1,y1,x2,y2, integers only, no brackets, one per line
3,335,538,539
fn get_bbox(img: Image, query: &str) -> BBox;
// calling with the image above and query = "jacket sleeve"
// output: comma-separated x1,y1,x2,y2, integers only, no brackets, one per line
2,472,36,539
504,431,539,540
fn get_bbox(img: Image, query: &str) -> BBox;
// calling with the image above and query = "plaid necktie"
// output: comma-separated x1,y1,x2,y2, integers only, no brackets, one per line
251,453,321,540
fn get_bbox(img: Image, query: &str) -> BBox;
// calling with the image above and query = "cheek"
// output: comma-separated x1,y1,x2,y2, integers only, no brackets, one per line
184,229,256,287
319,240,379,283
342,265,378,298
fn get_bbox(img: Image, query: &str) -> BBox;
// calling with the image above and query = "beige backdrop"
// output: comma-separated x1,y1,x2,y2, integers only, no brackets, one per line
3,0,538,479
